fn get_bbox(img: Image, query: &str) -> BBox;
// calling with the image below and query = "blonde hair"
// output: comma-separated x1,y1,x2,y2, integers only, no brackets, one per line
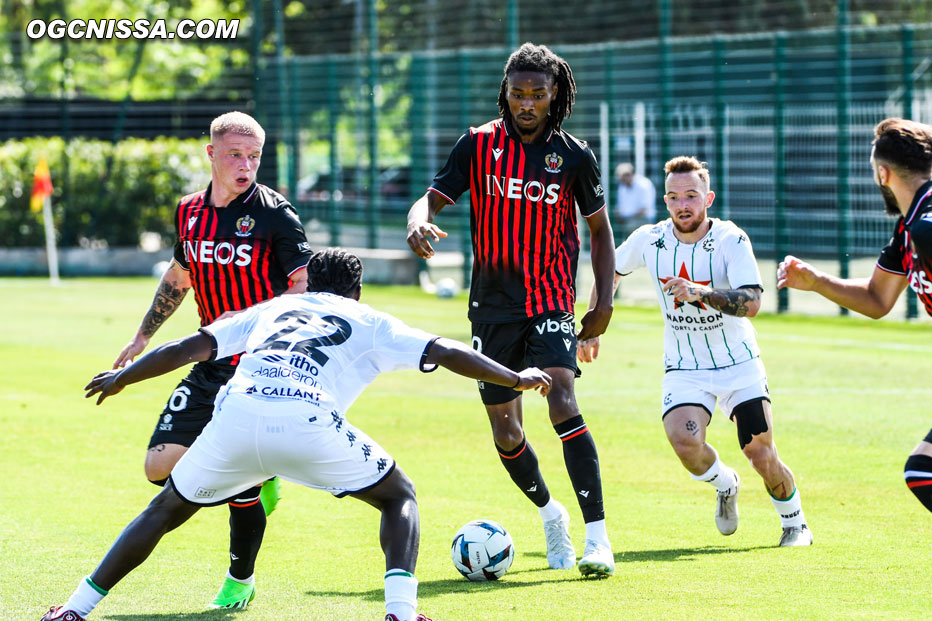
209,111,265,144
664,156,710,192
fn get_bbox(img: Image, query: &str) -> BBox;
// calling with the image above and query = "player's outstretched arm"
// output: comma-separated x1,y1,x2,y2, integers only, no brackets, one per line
580,273,622,363
777,255,906,319
406,191,449,259
113,259,192,369
425,337,552,395
89,332,214,404
578,209,615,341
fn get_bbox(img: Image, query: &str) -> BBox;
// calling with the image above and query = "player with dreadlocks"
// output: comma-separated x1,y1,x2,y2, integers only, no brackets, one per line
406,42,616,577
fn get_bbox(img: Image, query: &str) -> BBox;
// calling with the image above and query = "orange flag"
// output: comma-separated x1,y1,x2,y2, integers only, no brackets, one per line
31,158,54,213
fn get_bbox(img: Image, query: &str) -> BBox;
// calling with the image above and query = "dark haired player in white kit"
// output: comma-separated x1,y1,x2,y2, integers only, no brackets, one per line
41,248,552,621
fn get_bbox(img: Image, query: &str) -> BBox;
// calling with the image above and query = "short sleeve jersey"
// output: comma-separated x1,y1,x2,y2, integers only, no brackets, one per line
173,182,312,327
877,180,932,316
616,218,762,371
430,119,606,323
201,292,437,419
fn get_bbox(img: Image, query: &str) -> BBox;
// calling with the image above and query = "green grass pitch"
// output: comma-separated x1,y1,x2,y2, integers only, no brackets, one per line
1,277,929,620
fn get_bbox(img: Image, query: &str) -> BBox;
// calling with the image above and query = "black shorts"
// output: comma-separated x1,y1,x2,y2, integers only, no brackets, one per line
471,311,580,406
147,357,237,449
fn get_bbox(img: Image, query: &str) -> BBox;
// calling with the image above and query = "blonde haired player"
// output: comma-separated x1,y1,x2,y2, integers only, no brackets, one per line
580,156,812,546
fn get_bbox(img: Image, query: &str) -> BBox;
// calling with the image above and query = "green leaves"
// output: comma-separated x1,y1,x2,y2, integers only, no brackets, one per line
0,136,210,248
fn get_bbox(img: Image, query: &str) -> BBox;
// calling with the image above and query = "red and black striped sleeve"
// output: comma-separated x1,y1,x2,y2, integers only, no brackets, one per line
573,143,606,217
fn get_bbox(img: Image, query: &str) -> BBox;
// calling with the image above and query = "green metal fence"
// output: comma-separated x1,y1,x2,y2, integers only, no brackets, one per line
256,23,932,316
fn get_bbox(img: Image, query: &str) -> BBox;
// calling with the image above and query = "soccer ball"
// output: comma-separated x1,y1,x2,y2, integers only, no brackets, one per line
435,277,459,298
450,520,515,581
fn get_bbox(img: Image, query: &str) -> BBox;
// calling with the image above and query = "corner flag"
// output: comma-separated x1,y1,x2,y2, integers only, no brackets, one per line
31,158,60,284
31,158,54,213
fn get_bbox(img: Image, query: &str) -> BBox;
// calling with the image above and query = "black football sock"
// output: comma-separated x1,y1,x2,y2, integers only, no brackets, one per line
555,415,604,523
497,437,551,507
904,454,932,513
228,487,266,580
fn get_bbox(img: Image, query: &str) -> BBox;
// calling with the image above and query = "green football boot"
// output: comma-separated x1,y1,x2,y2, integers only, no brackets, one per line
208,576,256,609
260,477,281,516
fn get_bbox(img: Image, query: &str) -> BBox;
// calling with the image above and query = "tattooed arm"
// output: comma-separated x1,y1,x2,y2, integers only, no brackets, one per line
113,260,192,368
661,278,762,318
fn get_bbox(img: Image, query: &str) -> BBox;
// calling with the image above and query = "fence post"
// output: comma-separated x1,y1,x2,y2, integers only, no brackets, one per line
506,0,519,51
775,33,789,313
251,0,264,123
366,0,380,249
603,46,616,244
327,56,341,246
713,35,729,220
274,0,288,191
459,50,472,289
409,53,426,205
58,0,70,237
836,0,851,316
288,59,299,203
659,0,673,166
903,25,918,320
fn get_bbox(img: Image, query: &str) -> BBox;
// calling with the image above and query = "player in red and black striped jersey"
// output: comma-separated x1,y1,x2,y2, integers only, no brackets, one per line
112,112,312,607
777,117,932,515
407,43,616,576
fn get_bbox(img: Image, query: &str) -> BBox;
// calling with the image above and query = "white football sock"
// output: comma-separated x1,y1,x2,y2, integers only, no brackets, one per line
690,450,737,493
538,498,563,522
62,576,107,617
226,570,254,585
771,488,806,528
584,518,610,548
385,569,417,621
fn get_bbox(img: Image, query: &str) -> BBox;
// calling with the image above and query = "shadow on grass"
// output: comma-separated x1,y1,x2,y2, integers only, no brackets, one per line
305,545,772,602
306,575,552,602
105,612,241,620
523,544,771,564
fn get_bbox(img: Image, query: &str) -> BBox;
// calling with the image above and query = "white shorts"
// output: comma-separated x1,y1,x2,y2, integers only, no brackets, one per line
661,357,769,420
170,396,395,505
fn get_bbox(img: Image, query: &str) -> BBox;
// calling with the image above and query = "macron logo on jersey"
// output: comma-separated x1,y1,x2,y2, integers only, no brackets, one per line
485,175,560,205
492,148,504,161
187,216,198,231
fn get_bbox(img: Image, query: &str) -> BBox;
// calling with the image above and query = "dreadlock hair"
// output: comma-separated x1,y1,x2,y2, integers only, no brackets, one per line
497,42,576,133
306,248,363,298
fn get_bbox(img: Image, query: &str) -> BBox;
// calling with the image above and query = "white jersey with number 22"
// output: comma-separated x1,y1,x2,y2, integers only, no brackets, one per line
201,291,436,420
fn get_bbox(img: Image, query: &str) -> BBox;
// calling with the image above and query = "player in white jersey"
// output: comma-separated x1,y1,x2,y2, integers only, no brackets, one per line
41,249,551,621
579,156,812,547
